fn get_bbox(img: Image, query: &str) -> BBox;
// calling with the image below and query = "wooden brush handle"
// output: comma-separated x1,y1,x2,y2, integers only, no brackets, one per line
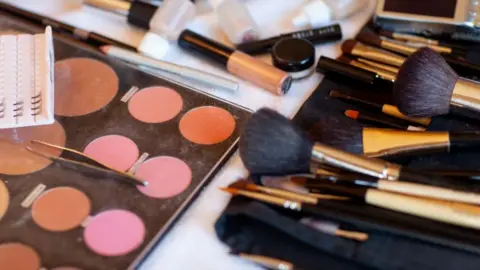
335,230,369,242
365,189,480,230
378,180,480,205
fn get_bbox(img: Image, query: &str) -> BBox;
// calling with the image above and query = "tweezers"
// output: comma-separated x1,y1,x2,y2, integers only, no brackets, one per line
27,140,148,187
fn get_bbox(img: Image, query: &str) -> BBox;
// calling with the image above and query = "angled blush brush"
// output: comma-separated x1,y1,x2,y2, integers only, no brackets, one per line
309,115,480,158
341,40,405,67
239,108,480,204
394,47,480,119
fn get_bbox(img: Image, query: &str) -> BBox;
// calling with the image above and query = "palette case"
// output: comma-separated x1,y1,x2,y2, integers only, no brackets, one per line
0,13,252,270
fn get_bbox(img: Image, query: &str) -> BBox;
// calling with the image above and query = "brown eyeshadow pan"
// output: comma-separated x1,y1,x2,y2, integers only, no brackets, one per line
0,243,40,270
0,121,66,175
31,187,91,232
54,58,119,117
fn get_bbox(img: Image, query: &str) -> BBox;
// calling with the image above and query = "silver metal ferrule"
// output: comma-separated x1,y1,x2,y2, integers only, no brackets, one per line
311,143,402,181
451,78,480,113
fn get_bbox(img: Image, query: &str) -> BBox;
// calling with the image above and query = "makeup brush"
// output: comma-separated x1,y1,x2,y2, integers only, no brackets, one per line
239,108,480,203
394,47,480,119
310,114,480,158
357,32,480,79
329,90,431,126
316,56,393,89
344,110,425,131
230,251,300,270
230,179,349,203
341,40,405,67
379,30,466,55
300,217,368,242
337,56,396,81
220,185,480,230
356,58,399,74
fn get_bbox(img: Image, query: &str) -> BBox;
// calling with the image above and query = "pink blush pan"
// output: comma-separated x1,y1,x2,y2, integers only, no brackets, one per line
83,135,139,172
136,156,192,198
84,209,145,257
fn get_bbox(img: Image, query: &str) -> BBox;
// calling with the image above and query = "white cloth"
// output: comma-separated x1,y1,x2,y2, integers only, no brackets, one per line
3,1,375,269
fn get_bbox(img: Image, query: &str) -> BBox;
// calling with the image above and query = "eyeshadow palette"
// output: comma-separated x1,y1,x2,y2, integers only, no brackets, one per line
0,14,252,270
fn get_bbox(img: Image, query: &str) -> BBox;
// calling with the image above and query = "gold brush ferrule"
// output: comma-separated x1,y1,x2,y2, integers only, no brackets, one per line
311,143,402,180
381,39,417,55
392,33,438,45
362,128,449,158
451,79,480,113
352,44,405,67
357,58,399,74
349,60,396,82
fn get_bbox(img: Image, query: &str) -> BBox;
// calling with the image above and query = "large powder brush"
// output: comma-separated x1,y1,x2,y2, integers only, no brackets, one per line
309,115,480,158
394,48,480,119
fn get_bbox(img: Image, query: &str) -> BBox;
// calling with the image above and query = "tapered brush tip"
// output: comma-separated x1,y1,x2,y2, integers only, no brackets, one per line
336,55,354,64
220,187,237,194
228,179,252,190
329,90,345,99
341,40,358,54
394,47,458,117
239,108,313,176
344,110,359,120
356,31,382,47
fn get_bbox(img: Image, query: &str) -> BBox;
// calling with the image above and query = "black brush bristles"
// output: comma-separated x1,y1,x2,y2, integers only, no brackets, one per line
239,108,313,175
394,47,458,117
309,115,364,154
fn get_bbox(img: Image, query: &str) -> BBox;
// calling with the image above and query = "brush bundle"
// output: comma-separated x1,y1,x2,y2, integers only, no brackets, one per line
215,29,480,268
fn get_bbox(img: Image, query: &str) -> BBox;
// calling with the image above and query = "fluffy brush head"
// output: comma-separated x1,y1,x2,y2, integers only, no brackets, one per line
239,108,313,176
341,40,357,54
356,31,382,47
309,115,363,154
394,47,458,117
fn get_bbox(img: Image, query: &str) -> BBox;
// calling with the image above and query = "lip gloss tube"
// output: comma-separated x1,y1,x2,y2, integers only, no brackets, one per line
178,30,293,95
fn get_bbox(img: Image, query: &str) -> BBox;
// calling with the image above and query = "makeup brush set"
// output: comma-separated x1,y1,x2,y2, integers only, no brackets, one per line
215,28,480,270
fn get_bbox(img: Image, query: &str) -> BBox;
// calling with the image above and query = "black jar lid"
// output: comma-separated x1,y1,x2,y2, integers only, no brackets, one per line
271,37,315,73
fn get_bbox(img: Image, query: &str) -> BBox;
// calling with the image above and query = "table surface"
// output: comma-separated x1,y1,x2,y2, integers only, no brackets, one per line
3,0,375,269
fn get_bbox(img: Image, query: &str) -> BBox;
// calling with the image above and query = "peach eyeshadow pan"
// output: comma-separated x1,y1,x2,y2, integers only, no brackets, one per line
83,135,139,172
179,106,236,145
31,187,91,232
0,181,8,222
54,58,119,117
0,121,66,175
128,86,183,123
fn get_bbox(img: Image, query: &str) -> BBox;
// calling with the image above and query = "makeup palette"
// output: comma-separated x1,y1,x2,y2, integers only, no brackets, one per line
0,14,251,270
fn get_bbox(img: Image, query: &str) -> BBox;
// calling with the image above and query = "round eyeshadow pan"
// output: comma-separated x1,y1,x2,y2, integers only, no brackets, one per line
0,243,41,270
128,86,183,123
0,181,9,222
179,106,235,145
32,187,91,232
0,121,66,175
54,58,119,117
84,135,139,171
136,156,192,198
84,209,145,257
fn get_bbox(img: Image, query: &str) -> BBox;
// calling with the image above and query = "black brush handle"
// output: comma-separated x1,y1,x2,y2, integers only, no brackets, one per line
399,167,475,191
442,54,480,79
316,56,377,84
309,183,368,201
449,132,480,151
